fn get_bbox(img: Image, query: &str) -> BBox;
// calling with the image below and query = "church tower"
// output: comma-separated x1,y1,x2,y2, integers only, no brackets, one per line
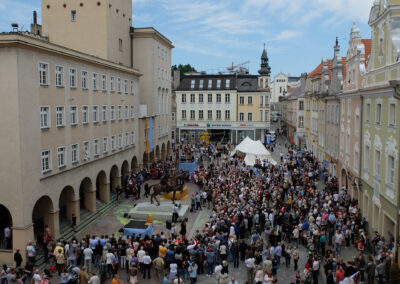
258,44,271,89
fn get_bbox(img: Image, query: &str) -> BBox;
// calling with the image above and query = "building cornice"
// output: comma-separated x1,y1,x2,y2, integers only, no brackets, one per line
131,27,174,49
0,33,142,76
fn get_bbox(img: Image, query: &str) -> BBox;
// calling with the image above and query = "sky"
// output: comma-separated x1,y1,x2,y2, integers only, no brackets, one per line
0,0,375,78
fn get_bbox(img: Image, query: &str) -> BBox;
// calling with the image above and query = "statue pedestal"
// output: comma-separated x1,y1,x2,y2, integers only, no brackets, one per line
163,185,189,200
129,201,189,221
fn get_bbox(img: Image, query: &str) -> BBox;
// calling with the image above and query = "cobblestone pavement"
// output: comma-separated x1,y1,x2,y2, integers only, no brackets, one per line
47,134,360,283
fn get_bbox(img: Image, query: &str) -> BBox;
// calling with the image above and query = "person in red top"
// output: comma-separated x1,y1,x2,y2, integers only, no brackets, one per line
335,265,345,283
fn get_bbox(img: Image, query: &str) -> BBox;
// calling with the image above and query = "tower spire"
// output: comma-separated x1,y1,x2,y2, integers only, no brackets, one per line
258,44,271,76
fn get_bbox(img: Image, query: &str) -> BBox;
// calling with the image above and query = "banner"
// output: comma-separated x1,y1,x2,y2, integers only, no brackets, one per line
145,118,150,154
148,117,153,152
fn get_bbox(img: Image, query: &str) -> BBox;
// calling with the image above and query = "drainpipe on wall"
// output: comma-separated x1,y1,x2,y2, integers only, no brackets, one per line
389,80,400,263
130,27,134,69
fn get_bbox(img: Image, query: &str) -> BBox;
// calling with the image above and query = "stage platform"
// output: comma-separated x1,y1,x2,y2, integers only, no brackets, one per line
129,201,189,221
123,220,154,237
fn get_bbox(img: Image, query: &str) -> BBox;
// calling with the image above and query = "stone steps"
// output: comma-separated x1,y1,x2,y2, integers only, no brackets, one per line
35,194,118,270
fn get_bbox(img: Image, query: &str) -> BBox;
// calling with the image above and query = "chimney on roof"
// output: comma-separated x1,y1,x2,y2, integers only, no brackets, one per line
31,11,42,36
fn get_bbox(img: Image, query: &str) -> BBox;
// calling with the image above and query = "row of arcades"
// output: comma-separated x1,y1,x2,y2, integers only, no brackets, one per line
0,142,171,264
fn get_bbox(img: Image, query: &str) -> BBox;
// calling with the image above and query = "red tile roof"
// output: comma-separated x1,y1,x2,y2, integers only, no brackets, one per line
308,58,346,81
361,39,372,59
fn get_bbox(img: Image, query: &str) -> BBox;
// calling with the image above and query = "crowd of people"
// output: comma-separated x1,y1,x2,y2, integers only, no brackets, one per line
1,139,397,284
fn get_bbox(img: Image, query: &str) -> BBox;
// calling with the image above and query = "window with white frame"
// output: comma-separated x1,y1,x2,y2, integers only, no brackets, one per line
375,149,381,177
190,110,195,120
111,135,116,151
70,106,77,125
56,106,65,127
217,79,221,89
248,112,253,121
216,110,221,120
265,111,269,121
118,134,123,149
110,76,115,92
354,147,359,171
55,65,64,87
102,137,108,154
199,80,204,89
190,94,195,103
124,105,129,120
92,73,98,90
191,80,195,89
299,116,304,128
364,145,370,172
181,94,186,103
248,96,253,105
198,110,203,120
208,94,212,103
124,79,128,94
216,94,221,103
225,110,230,120
93,139,99,156
118,106,122,120
71,144,78,164
41,150,51,173
239,96,244,105
389,103,396,127
69,68,77,88
92,106,99,123
208,110,212,120
117,78,122,93
130,80,134,94
388,155,395,185
39,62,49,86
110,105,115,121
199,93,203,103
57,146,66,168
208,80,212,89
182,110,186,120
81,71,88,89
102,106,107,122
355,113,360,136
71,10,76,21
83,141,90,159
125,133,129,147
239,112,244,121
130,106,135,119
376,103,382,125
131,132,135,145
40,106,50,129
225,93,230,103
82,106,89,124
226,79,230,88
101,74,106,91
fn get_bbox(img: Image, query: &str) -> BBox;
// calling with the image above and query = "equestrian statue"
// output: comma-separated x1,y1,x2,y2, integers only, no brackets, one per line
145,172,188,206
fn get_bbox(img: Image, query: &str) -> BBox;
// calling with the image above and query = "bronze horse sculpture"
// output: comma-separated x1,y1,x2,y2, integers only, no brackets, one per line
146,172,188,206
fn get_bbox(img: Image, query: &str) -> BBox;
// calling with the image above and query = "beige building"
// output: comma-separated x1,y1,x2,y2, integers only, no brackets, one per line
0,0,172,264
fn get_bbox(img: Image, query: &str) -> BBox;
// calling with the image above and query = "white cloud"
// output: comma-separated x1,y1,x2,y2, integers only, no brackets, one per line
273,30,302,41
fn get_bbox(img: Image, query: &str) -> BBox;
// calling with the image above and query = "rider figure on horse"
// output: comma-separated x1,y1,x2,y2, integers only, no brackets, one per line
161,172,173,191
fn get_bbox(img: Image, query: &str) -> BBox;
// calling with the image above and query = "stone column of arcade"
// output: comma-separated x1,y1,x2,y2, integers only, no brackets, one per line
12,224,34,265
45,210,60,239
73,200,81,225
85,191,97,213
99,182,110,203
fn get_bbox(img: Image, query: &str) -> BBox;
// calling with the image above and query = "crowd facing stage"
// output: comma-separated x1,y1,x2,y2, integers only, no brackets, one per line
3,141,395,284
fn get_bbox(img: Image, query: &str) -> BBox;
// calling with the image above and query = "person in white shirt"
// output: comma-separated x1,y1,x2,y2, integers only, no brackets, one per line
214,263,223,283
142,252,152,279
88,271,100,284
245,257,255,284
83,246,93,273
32,270,42,284
137,246,146,272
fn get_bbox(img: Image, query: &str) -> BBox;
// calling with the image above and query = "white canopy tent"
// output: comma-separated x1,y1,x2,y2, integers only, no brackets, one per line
231,137,277,166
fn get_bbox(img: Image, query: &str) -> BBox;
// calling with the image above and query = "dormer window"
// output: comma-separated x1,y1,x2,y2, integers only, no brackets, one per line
199,80,204,89
226,79,230,88
208,80,212,89
217,80,221,89
190,80,195,89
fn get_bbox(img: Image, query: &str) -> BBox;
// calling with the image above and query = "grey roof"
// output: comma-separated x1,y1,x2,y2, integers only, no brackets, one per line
287,76,306,98
177,74,237,91
237,76,259,92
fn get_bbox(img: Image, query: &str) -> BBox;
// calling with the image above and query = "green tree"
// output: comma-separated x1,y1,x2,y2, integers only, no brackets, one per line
171,64,197,78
